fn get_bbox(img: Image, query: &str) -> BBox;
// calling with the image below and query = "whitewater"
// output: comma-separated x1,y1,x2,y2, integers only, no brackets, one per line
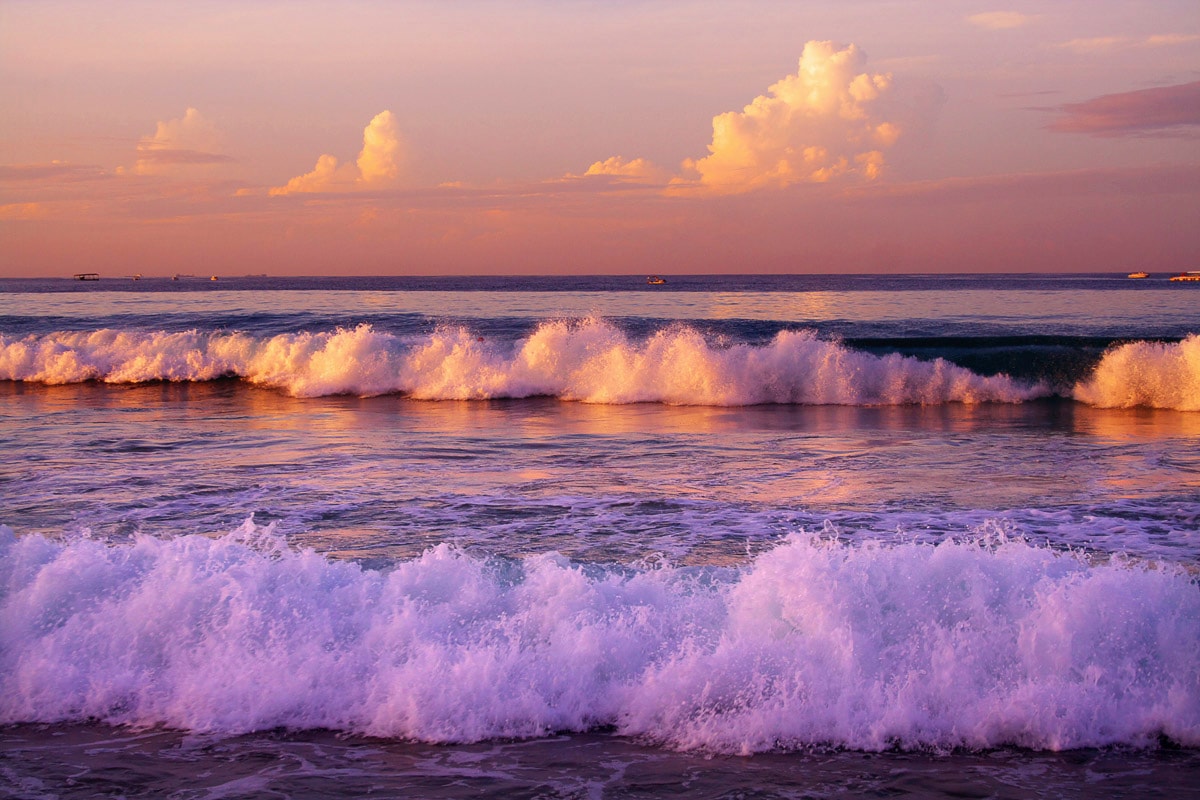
3,521,1198,753
2,321,1198,409
2,274,1198,798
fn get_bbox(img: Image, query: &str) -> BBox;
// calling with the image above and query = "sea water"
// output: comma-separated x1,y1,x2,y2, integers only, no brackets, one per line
1,274,1198,798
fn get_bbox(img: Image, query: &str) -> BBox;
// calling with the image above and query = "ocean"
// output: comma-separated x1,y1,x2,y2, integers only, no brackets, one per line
1,273,1198,798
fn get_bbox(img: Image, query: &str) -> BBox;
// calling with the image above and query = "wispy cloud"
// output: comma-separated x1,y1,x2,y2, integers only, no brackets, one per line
845,164,1200,203
0,202,51,220
1047,81,1200,136
135,149,233,167
967,12,1037,30
0,162,110,182
997,90,1061,99
1146,34,1200,46
1057,34,1200,54
270,111,404,196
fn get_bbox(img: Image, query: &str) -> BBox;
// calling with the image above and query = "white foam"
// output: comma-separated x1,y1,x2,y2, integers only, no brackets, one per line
1074,334,1200,411
1,522,1196,752
0,320,1042,406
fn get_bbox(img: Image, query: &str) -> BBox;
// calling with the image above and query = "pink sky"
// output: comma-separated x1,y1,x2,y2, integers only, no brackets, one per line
1,1,1198,277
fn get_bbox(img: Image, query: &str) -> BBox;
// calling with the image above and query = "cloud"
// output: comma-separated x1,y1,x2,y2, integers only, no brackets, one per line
676,41,904,195
356,111,403,183
1146,34,1200,47
844,164,1200,203
0,162,110,182
967,12,1036,30
573,156,671,185
129,108,230,176
0,202,51,221
1057,34,1200,54
1047,80,1200,136
135,150,234,167
1057,37,1128,55
270,111,404,196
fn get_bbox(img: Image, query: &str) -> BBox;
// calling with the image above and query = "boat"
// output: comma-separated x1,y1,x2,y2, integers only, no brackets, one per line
1127,271,1149,279
72,273,99,281
646,276,666,285
1169,272,1200,282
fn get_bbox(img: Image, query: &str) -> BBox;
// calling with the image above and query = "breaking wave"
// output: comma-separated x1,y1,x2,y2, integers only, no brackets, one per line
5,322,1198,409
1073,334,1200,411
1,522,1197,752
0,319,1042,406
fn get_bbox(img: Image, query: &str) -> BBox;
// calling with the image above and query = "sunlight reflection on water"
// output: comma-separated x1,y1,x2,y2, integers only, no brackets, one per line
4,382,1198,564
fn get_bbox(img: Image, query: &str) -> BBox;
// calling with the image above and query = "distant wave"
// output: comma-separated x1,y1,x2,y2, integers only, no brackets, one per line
1,522,1196,752
7,323,1198,410
0,320,1044,406
1073,334,1200,411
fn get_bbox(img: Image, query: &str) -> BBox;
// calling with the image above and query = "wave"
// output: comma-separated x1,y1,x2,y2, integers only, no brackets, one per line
4,322,1196,409
1073,334,1200,411
0,320,1043,406
2,521,1197,752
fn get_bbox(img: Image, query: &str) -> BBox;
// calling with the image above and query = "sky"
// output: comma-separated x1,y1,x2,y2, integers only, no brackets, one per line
1,1,1198,277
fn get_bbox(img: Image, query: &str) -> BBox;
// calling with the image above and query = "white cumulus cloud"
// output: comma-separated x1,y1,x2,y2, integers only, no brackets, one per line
578,156,671,184
128,108,231,176
677,41,903,195
271,111,404,196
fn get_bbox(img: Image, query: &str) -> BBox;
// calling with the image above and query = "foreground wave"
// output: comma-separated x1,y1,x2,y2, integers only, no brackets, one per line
2,521,1197,752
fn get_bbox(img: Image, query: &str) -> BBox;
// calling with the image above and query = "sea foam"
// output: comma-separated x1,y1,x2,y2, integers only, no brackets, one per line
0,320,1041,405
1073,334,1200,411
2,522,1197,752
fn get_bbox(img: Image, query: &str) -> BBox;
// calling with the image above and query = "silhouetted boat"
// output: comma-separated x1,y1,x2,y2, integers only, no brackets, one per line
646,276,666,285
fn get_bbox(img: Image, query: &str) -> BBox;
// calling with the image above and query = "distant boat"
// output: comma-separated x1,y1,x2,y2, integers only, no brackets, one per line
72,273,99,281
1169,272,1200,282
646,276,666,285
1127,271,1149,279
210,275,219,281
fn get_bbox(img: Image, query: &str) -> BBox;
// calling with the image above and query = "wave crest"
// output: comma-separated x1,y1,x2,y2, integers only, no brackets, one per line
0,320,1041,406
1074,334,1200,411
